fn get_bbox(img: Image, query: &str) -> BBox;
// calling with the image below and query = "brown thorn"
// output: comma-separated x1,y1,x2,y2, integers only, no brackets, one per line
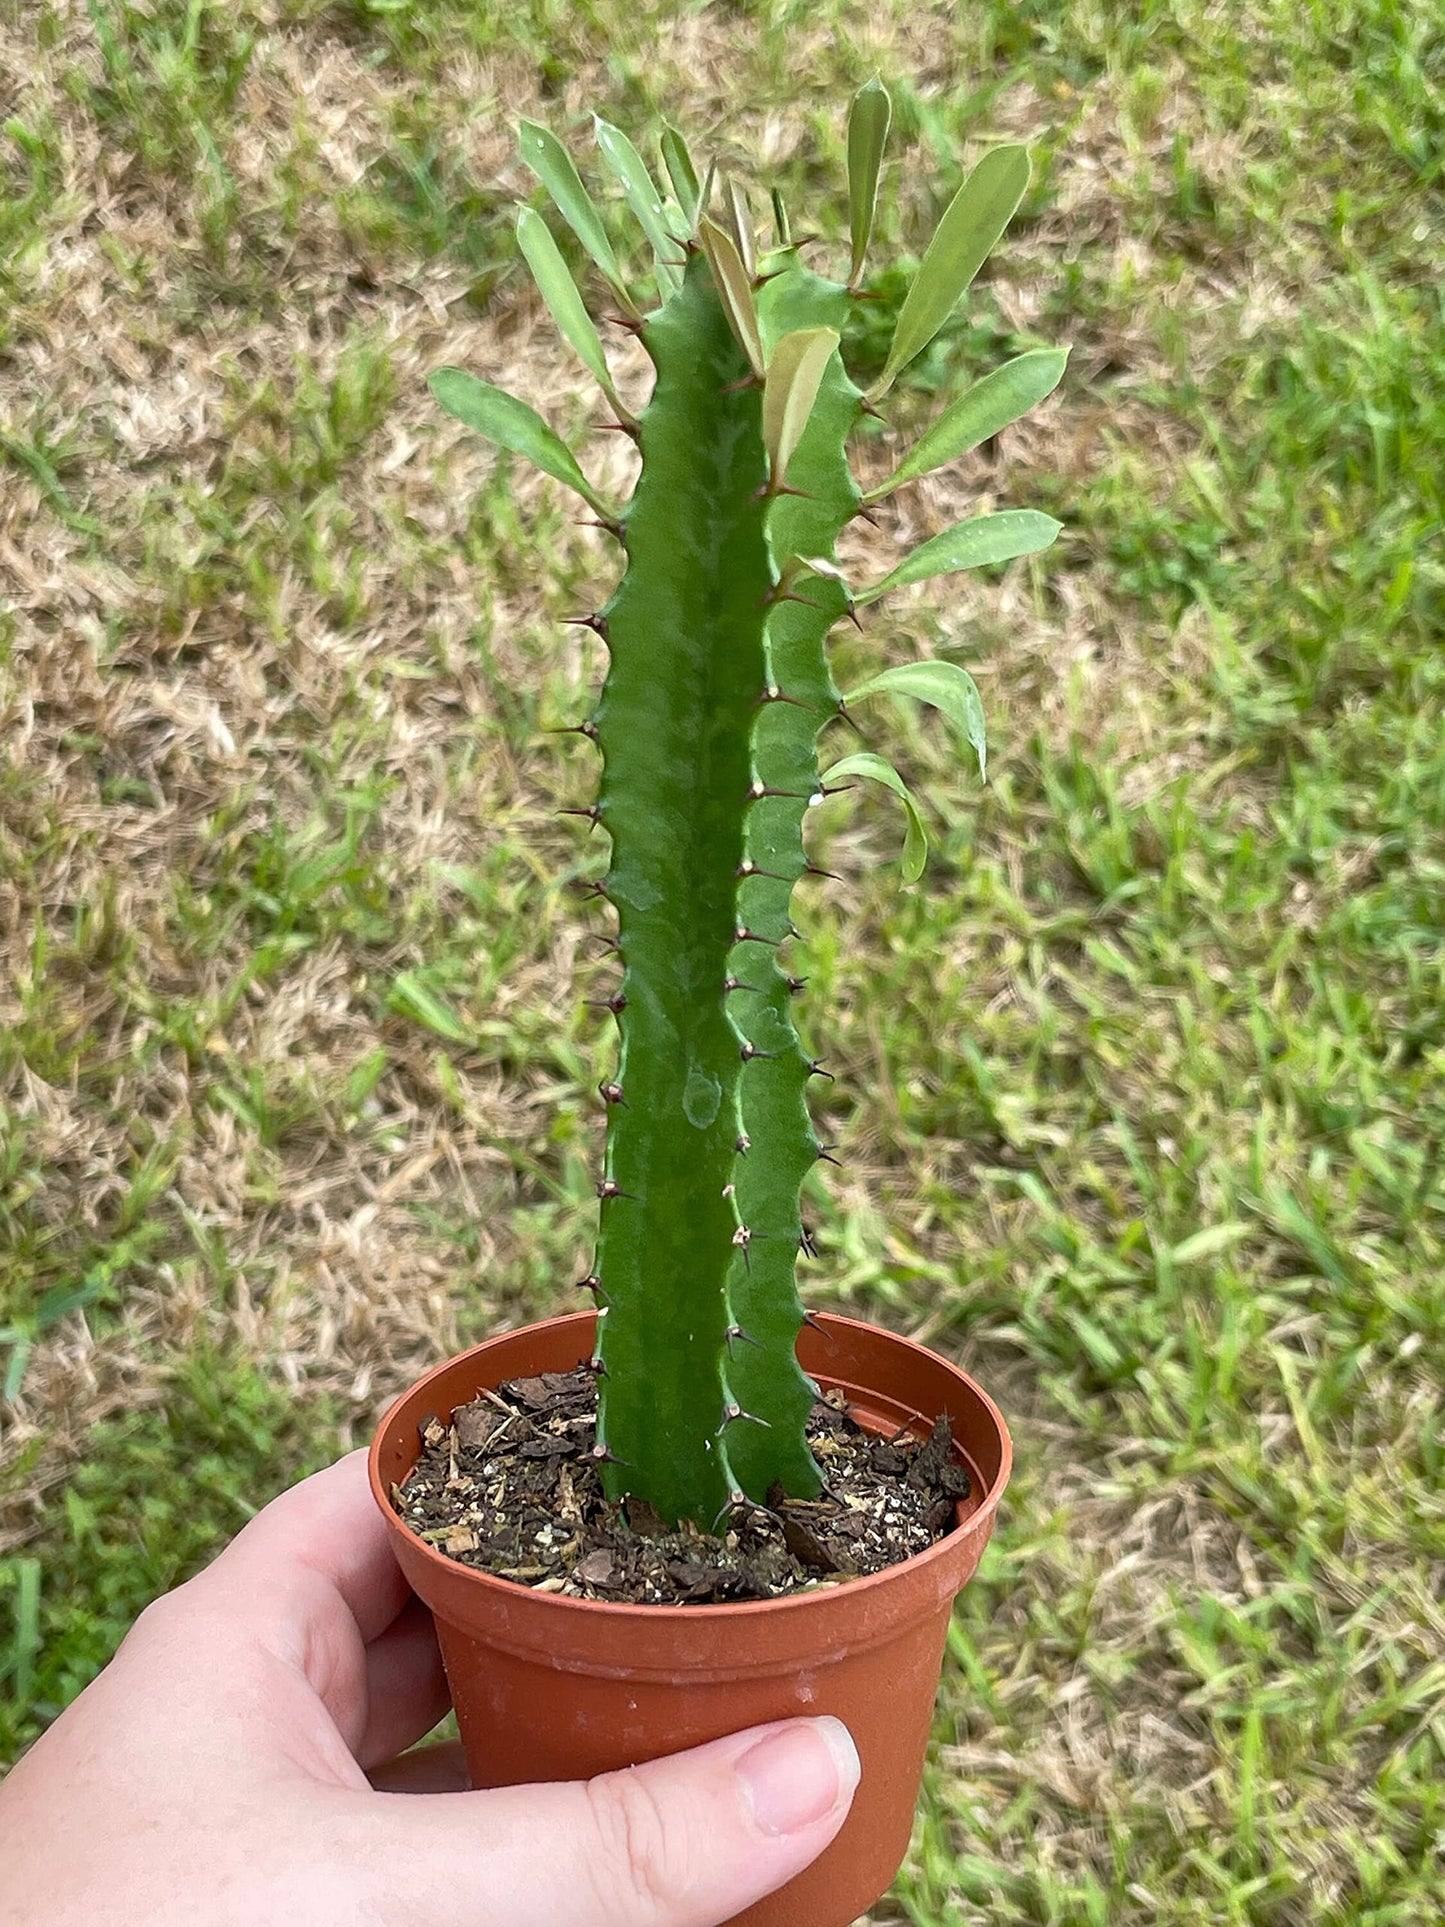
752,479,818,503
761,585,822,610
733,926,780,947
739,1042,776,1062
856,397,887,421
725,1323,763,1349
562,612,610,639
596,1179,635,1200
598,420,641,443
603,312,644,334
590,1442,631,1466
599,1081,625,1105
808,1060,835,1081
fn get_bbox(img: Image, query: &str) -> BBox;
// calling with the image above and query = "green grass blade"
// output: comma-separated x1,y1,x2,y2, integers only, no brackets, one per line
847,76,892,286
856,507,1061,601
872,143,1031,397
845,659,988,778
428,368,610,517
867,347,1068,500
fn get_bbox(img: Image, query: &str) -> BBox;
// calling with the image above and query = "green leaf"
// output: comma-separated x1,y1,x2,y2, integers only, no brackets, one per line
821,751,928,883
594,117,684,296
762,327,839,488
660,122,702,227
867,347,1068,500
428,368,610,516
770,186,792,247
387,971,472,1045
872,144,1031,397
845,659,988,779
517,118,639,316
697,217,764,376
847,77,892,286
722,178,756,278
856,507,1061,602
515,209,631,418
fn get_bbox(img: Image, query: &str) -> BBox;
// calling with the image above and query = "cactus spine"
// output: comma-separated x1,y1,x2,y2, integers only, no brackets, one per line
431,92,1065,1526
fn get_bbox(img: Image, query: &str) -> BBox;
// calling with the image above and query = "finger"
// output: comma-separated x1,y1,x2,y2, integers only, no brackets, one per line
351,1716,861,1927
357,1597,452,1768
368,1740,471,1794
195,1451,411,1646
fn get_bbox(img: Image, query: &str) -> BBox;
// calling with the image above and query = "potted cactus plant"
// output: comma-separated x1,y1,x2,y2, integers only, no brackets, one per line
370,82,1064,1927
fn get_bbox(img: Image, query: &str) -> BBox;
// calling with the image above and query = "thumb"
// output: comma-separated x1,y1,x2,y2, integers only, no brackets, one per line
365,1716,861,1927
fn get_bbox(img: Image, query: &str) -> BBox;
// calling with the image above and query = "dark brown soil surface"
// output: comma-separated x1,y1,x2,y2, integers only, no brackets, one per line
391,1367,972,1604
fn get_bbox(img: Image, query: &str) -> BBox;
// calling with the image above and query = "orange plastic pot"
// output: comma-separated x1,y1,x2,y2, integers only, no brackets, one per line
370,1311,1010,1927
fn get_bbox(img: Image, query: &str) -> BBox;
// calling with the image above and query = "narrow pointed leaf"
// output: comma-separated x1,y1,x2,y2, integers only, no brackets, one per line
847,77,892,285
595,117,684,295
821,751,927,882
516,209,630,417
698,217,764,376
866,347,1068,500
763,328,839,487
428,368,609,515
873,144,1031,396
856,508,1061,603
723,178,756,278
770,185,792,247
518,118,639,316
660,122,702,226
845,660,988,779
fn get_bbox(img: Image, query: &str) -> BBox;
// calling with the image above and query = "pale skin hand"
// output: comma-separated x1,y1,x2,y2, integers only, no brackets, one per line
0,1452,860,1927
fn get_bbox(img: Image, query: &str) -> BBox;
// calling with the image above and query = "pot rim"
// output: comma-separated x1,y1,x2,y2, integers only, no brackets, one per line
369,1309,1011,1623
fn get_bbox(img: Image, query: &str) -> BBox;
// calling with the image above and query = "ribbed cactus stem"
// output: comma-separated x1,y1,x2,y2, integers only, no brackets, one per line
589,254,855,1523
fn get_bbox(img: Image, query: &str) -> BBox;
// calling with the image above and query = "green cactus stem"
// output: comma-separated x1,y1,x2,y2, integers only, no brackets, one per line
430,95,1063,1526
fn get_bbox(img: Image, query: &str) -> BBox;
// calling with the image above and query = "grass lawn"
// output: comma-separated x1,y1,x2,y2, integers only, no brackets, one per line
2,0,1442,1918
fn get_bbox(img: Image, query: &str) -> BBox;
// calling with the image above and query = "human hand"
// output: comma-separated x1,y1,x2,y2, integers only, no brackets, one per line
0,1451,860,1926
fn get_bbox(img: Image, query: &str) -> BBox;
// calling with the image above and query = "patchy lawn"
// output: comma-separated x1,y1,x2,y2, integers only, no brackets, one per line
2,1,1442,1919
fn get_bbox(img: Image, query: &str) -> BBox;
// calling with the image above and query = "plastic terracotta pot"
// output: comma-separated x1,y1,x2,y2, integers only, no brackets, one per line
370,1311,1010,1927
